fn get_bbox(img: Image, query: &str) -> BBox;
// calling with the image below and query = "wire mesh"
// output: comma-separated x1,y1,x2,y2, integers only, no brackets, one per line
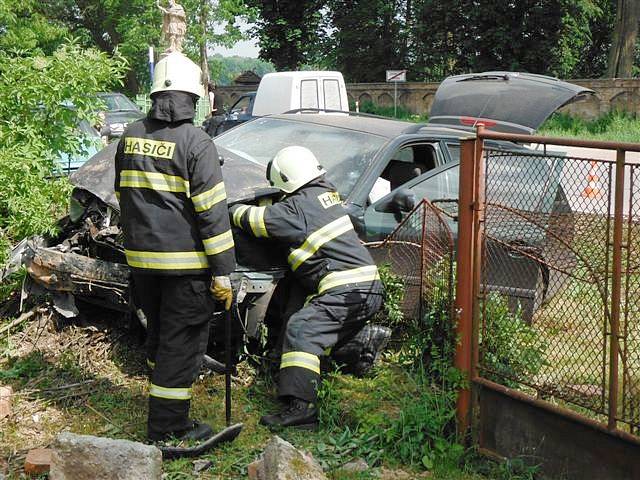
368,199,455,323
476,146,640,432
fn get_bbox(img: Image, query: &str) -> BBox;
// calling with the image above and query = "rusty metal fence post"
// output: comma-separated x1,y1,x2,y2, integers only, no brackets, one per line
455,135,479,438
608,149,625,430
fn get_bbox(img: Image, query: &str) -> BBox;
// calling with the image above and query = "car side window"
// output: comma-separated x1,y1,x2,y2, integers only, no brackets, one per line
368,142,439,204
409,166,459,218
231,96,251,115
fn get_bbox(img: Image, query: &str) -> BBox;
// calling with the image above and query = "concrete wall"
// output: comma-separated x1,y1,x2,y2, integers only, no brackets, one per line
217,78,640,120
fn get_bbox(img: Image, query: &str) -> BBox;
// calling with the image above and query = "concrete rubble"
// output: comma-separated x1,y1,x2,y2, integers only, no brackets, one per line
24,448,52,476
50,432,162,480
0,386,12,420
248,436,327,480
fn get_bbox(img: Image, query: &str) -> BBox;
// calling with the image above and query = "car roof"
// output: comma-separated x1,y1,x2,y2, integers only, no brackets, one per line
269,113,429,139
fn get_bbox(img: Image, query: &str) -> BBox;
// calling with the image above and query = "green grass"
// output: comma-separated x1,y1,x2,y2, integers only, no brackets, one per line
538,111,640,143
0,308,543,480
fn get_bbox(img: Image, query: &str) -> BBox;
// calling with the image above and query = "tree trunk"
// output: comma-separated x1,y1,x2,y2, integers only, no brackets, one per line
606,0,640,78
200,0,211,92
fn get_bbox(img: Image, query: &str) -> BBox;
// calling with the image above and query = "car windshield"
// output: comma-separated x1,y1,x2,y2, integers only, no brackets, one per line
215,117,387,197
99,93,139,112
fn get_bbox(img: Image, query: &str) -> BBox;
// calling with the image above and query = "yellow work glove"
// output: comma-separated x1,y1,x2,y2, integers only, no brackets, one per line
210,276,233,310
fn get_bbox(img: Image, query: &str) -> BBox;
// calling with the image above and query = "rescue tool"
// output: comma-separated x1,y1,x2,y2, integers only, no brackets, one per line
159,303,243,459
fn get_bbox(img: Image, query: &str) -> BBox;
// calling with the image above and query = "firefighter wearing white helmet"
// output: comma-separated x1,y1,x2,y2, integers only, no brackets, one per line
229,146,386,430
115,51,234,443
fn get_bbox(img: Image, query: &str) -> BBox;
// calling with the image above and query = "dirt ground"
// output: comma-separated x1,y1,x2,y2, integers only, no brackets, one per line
0,299,489,480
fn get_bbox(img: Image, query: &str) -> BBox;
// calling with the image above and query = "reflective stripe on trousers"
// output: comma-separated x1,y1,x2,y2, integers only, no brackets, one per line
280,351,321,374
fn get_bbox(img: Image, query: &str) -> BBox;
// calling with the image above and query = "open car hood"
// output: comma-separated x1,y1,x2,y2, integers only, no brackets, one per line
70,140,269,212
427,72,594,134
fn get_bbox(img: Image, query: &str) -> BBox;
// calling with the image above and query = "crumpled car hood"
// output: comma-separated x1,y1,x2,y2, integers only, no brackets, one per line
70,140,270,211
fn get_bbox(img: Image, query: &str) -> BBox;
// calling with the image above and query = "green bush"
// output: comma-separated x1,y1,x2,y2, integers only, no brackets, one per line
481,293,547,387
351,101,428,123
0,41,126,264
374,263,405,328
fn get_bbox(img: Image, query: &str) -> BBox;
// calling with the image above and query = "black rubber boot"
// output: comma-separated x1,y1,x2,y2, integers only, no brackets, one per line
260,398,318,430
148,420,214,443
331,324,391,377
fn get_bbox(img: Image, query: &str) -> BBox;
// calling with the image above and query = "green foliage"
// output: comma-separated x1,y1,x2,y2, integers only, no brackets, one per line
480,294,547,387
209,53,274,86
374,263,405,328
243,0,324,70
540,111,640,143
0,41,126,263
316,363,464,473
356,101,428,123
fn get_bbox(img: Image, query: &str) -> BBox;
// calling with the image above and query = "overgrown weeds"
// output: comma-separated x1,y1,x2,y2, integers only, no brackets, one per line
539,111,640,143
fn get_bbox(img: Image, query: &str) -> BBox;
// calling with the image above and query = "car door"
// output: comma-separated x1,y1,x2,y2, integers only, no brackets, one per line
219,94,255,134
363,162,460,242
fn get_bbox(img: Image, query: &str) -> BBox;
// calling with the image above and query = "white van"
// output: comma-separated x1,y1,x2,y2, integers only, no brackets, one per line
251,71,349,116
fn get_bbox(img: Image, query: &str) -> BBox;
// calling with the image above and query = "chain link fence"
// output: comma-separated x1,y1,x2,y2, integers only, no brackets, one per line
476,146,640,433
368,199,455,329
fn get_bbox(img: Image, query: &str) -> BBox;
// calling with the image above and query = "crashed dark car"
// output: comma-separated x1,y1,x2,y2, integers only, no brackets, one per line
1,72,592,364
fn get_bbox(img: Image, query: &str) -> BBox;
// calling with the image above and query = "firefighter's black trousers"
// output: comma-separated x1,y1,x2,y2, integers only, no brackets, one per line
133,273,213,439
279,281,383,403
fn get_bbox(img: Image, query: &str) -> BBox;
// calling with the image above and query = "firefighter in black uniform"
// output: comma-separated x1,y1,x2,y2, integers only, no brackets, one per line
115,52,235,442
229,146,384,429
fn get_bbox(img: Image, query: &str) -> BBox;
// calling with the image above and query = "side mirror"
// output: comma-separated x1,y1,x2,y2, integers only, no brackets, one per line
374,188,416,218
392,188,416,213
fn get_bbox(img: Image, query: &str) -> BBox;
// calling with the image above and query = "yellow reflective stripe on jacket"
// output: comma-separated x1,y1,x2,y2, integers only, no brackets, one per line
149,383,191,400
248,206,268,238
288,216,354,271
191,182,226,212
202,230,234,256
232,205,250,227
120,170,189,196
125,250,208,270
317,265,380,294
147,359,155,369
280,351,320,374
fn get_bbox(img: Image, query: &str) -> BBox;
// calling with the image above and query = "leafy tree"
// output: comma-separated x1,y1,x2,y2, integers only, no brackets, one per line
0,0,69,54
0,41,126,261
324,0,408,83
244,0,323,70
209,53,274,85
22,0,249,93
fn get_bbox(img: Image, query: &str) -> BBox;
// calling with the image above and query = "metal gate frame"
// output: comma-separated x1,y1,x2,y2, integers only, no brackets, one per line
454,125,640,479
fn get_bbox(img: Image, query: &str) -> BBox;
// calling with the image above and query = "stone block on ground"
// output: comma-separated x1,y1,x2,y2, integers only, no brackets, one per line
24,448,52,476
248,458,265,480
0,386,12,420
50,432,162,480
258,435,326,480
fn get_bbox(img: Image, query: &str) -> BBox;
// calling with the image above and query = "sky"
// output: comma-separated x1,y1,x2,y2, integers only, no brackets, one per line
212,20,259,58
214,38,259,58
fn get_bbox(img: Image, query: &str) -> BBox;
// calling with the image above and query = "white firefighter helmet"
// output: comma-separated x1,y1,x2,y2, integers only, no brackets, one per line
267,146,326,193
151,52,205,98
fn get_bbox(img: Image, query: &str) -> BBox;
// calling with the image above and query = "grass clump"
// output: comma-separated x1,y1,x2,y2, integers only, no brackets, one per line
353,101,429,123
540,111,640,143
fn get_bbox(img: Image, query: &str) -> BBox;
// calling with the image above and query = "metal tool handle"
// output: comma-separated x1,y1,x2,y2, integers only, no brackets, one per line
225,307,232,427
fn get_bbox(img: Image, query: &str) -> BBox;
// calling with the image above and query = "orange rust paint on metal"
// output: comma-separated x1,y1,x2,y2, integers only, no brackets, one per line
608,149,626,430
454,136,477,439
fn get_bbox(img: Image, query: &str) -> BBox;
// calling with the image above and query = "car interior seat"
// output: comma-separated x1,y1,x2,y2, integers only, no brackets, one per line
384,145,437,190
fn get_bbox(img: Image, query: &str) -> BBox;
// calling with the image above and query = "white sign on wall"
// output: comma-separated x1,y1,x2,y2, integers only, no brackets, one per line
386,70,407,82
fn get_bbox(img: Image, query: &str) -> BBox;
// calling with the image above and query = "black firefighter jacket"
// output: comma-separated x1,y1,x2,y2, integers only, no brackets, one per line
229,176,380,296
114,92,235,276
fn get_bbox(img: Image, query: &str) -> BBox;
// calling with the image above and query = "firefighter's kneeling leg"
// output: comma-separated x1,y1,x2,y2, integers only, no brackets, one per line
147,276,212,440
